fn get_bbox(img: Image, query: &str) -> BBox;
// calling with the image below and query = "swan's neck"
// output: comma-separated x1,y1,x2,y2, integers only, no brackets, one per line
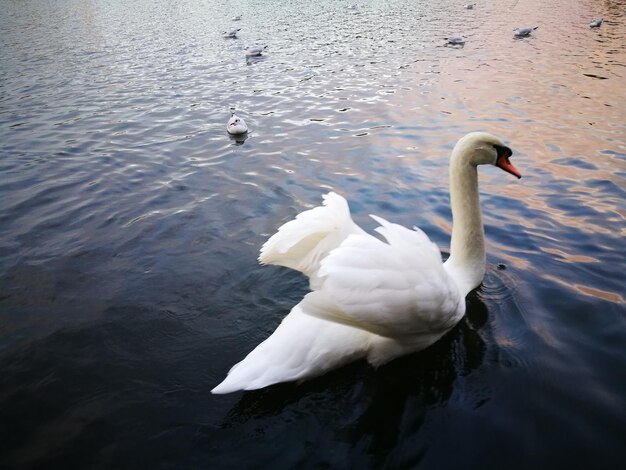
444,148,486,297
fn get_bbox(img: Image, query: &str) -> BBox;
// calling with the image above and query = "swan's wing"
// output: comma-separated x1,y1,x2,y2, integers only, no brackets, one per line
211,305,372,394
259,192,365,281
301,215,464,338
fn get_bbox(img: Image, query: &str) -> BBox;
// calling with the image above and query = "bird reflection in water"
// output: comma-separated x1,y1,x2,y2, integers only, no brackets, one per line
228,132,248,146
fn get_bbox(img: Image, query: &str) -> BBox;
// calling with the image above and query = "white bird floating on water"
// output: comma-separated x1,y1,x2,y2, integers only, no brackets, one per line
223,29,241,39
226,113,248,135
211,132,523,394
446,35,466,45
231,15,242,21
244,45,267,57
514,26,538,37
589,18,603,28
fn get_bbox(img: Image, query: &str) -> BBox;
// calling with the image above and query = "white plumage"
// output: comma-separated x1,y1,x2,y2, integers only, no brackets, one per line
446,35,466,45
222,29,240,39
300,215,463,339
226,112,248,135
258,192,364,288
514,26,538,37
244,45,267,57
212,132,522,394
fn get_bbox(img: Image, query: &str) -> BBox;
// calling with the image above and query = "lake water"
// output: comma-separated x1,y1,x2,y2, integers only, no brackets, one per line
1,0,625,467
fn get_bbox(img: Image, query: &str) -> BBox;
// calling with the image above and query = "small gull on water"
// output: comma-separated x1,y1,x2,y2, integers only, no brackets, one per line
446,35,466,45
514,26,538,37
223,29,241,39
244,45,267,57
589,18,603,28
227,112,248,135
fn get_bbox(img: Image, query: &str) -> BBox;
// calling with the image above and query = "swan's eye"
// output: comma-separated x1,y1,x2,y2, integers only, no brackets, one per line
493,144,512,158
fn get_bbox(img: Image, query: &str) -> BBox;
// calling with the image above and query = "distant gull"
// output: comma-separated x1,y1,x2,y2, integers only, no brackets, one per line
465,4,475,9
227,112,248,135
231,15,242,21
589,18,603,28
514,26,538,37
223,29,241,39
244,45,267,57
446,35,466,45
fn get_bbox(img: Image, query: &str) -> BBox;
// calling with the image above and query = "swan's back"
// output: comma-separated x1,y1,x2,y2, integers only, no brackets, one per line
300,215,464,339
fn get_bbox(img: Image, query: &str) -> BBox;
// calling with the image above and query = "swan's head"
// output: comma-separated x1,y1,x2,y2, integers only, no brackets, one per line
455,132,522,179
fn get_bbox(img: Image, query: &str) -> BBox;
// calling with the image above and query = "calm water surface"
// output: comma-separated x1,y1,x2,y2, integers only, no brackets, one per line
1,0,625,468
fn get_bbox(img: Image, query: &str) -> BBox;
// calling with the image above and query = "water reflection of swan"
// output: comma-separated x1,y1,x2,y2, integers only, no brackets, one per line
212,132,522,394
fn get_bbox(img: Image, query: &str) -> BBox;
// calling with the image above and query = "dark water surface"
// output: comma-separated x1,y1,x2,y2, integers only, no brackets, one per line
1,0,625,468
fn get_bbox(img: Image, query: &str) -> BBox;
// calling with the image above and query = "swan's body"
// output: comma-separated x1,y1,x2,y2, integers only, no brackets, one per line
244,45,267,57
446,35,466,45
212,132,522,394
223,28,240,39
226,113,248,135
589,18,603,28
514,26,538,37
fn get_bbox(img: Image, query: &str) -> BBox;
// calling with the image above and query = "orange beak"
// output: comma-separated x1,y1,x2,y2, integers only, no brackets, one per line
494,145,522,179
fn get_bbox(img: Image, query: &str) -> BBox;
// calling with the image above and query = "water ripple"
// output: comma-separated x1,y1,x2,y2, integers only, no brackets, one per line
1,0,625,467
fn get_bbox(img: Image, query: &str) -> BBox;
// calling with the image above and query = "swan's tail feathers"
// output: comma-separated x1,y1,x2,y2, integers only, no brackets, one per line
259,192,364,279
211,305,371,394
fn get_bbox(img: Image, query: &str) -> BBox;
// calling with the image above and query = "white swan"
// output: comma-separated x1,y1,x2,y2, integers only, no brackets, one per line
212,132,522,394
226,112,248,135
